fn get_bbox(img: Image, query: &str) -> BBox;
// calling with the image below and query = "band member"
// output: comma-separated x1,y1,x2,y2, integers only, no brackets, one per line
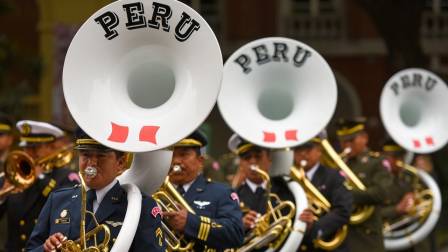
163,130,244,251
26,128,166,252
381,139,431,252
336,118,393,252
0,113,14,252
0,120,79,252
229,133,295,252
293,137,352,252
0,113,14,171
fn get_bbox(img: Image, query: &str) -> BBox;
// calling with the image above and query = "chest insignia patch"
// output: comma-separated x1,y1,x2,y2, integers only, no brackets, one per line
193,200,210,209
60,209,68,218
105,221,123,227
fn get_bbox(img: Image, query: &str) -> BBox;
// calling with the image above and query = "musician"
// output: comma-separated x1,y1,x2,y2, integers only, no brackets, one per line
293,136,352,252
26,128,166,252
0,113,14,171
381,139,431,252
163,130,244,252
336,118,393,252
229,134,272,229
0,113,14,252
230,133,295,252
0,120,79,252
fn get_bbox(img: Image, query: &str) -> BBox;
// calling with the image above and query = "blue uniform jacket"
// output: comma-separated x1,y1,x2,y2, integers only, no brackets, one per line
26,181,165,252
0,168,78,252
300,165,352,252
183,175,244,251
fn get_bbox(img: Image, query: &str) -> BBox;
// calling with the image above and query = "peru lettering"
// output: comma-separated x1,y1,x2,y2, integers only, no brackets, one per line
94,1,200,42
233,42,312,74
390,73,438,96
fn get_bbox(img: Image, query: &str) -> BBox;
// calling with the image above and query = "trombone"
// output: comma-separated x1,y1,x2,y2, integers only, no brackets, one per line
0,144,74,197
319,139,374,225
290,161,348,250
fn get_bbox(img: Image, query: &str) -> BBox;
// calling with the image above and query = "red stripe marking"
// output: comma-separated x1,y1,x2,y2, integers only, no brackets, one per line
425,136,434,146
139,126,160,144
285,130,298,141
412,139,421,148
263,131,276,143
108,122,129,143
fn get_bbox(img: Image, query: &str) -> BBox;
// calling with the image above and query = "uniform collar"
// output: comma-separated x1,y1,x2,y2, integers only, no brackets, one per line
245,179,267,193
86,179,118,212
175,177,197,193
305,162,320,181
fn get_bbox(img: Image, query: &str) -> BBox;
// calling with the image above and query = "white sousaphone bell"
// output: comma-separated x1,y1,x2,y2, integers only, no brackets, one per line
380,68,448,153
218,37,338,251
380,68,444,250
63,0,222,251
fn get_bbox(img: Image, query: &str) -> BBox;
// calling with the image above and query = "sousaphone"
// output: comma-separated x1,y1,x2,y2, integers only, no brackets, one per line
218,37,338,251
380,68,444,250
63,0,222,251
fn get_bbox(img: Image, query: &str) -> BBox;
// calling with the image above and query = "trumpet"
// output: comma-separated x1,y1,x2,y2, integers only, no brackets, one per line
0,144,74,197
319,139,374,225
60,170,111,252
238,165,295,252
290,161,348,250
152,177,196,251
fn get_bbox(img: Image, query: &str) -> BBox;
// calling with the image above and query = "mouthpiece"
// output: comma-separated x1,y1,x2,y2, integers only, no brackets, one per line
250,165,259,171
84,166,97,178
300,160,308,167
343,147,352,155
172,165,182,173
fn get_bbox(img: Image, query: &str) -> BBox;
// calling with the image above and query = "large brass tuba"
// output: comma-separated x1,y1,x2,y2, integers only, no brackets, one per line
319,139,375,225
152,177,196,251
237,165,295,252
218,36,339,251
290,161,348,250
60,172,111,252
0,144,74,197
62,0,223,250
379,68,444,250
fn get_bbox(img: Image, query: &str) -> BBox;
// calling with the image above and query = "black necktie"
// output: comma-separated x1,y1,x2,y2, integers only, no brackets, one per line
85,189,97,227
86,189,97,213
177,185,186,196
255,186,265,196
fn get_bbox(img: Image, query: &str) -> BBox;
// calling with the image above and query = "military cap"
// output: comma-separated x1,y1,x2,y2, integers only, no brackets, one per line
173,130,208,148
0,113,13,134
74,127,113,151
336,117,367,140
227,133,266,156
17,120,64,147
293,130,327,149
382,138,405,155
171,130,208,156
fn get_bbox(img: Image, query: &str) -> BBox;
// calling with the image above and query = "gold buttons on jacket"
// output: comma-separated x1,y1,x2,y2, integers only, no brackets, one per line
19,220,25,226
20,234,27,241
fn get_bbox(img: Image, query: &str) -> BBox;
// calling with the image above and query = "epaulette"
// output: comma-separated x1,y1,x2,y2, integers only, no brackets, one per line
52,184,79,194
368,151,381,158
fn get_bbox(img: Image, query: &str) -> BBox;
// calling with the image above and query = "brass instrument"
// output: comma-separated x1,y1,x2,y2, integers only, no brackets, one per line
383,161,433,234
152,177,196,252
290,162,348,250
319,139,374,225
60,172,111,252
0,144,74,197
238,165,296,252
